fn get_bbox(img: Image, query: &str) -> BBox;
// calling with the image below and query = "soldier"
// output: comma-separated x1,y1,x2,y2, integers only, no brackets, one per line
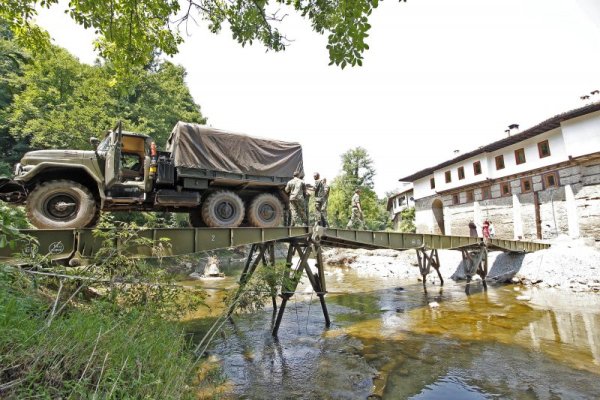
321,178,330,227
346,188,364,229
313,172,327,227
285,171,308,226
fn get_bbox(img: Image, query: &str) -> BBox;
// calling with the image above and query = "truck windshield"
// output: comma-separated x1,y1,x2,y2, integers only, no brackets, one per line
97,135,111,152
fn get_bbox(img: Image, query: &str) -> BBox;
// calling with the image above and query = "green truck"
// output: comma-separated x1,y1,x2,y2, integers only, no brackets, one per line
0,122,303,229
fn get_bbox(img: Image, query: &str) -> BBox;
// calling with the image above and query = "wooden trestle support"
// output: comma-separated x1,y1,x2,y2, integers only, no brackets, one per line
416,248,443,288
460,244,489,295
417,243,490,295
228,230,330,337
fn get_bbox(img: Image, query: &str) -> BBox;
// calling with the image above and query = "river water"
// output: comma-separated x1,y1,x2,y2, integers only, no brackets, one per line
183,261,600,399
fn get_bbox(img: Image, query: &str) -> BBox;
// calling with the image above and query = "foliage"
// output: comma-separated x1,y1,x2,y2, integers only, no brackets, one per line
0,203,31,251
0,269,198,399
4,42,205,152
0,25,30,173
398,206,416,233
1,0,382,81
0,202,226,397
341,147,375,189
327,147,389,230
109,210,185,228
90,215,206,318
229,260,290,314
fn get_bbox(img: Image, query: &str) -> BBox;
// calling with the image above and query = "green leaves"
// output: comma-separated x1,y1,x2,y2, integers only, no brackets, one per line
2,0,379,78
3,39,205,152
327,147,390,230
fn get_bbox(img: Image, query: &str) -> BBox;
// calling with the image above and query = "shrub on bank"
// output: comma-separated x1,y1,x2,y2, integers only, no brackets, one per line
0,273,197,399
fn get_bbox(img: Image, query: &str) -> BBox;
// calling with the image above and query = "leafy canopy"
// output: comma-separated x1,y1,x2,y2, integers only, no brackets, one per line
3,40,205,154
1,0,382,78
327,147,389,230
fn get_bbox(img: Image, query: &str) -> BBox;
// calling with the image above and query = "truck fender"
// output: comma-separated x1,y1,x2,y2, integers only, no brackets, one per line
19,162,106,204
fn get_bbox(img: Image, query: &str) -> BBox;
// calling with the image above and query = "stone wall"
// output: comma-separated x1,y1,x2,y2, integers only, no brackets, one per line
577,161,600,238
538,187,569,238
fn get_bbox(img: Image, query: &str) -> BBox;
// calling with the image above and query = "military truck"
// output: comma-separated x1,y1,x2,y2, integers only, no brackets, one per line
0,122,303,229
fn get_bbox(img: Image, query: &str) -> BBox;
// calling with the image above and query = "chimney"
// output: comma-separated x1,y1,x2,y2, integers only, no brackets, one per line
507,123,519,136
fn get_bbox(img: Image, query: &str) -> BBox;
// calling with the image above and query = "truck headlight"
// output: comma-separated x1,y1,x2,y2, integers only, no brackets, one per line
13,163,22,176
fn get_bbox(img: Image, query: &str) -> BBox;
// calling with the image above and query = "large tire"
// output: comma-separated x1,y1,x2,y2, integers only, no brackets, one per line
26,180,98,229
85,207,102,228
201,191,245,228
247,193,284,228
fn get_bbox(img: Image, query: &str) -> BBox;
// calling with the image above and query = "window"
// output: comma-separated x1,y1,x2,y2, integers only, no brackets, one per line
458,166,465,180
481,186,492,200
538,140,551,158
543,172,559,188
445,171,452,183
501,182,511,196
452,194,459,205
495,155,505,170
473,161,482,175
466,190,474,203
515,148,526,165
430,177,435,189
521,177,533,193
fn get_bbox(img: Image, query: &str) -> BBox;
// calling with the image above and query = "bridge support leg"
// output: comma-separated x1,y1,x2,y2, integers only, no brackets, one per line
461,244,488,295
228,242,274,316
416,248,443,289
272,240,330,336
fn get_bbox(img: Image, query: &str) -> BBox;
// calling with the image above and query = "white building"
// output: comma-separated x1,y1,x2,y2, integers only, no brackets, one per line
386,184,414,230
399,102,600,240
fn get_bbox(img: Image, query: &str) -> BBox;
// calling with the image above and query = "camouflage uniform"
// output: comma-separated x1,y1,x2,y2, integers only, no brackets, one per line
346,192,364,230
313,178,328,227
321,182,330,227
285,176,307,226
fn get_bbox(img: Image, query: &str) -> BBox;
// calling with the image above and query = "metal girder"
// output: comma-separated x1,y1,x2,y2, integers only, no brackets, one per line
1,227,550,263
0,227,310,262
318,229,550,253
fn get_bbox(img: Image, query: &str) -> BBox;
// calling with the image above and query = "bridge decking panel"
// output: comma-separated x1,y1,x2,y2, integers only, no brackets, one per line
0,227,549,261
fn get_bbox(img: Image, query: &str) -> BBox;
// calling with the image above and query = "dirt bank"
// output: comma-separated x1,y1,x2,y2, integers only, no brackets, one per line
322,236,600,292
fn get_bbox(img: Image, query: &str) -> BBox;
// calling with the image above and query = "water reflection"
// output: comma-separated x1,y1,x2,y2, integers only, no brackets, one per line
187,263,600,399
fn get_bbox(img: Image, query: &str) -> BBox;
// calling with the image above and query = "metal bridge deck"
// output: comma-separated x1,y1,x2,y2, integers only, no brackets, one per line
0,227,549,262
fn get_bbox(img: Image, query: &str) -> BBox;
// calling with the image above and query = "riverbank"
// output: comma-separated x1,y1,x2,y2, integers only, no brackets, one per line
322,236,600,292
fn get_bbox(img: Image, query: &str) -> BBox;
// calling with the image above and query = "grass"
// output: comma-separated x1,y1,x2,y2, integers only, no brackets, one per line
0,270,201,399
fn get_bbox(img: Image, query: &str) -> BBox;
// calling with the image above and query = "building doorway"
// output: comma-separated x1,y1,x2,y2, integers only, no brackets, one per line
432,199,445,235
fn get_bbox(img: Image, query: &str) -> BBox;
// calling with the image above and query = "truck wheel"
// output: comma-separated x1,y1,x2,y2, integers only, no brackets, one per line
26,180,98,229
85,208,102,228
248,193,284,228
201,191,245,228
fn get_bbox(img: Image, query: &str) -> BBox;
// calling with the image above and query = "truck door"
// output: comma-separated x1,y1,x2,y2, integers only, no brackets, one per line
104,122,123,188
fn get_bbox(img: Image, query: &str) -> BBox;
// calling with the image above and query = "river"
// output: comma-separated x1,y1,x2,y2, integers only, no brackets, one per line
182,260,600,399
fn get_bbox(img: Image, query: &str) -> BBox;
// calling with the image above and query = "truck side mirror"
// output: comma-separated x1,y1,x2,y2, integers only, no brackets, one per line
90,137,100,147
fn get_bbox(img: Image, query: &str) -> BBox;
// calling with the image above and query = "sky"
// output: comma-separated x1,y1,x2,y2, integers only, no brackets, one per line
36,0,600,197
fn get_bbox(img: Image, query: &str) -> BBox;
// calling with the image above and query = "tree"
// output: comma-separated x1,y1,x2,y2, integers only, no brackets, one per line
5,42,205,151
327,147,389,230
1,0,382,80
341,147,375,189
0,27,30,175
397,206,415,233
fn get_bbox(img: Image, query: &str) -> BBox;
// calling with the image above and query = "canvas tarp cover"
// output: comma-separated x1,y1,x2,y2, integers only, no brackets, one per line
166,122,303,178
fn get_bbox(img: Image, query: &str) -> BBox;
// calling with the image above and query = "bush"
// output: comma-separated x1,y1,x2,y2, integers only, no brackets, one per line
0,270,197,399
